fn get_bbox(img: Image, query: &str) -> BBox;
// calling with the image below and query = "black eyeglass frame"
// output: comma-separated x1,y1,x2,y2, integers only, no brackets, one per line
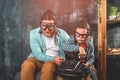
75,32,88,38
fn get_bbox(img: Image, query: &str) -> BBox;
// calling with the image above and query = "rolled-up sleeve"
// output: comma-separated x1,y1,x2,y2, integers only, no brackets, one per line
62,37,79,52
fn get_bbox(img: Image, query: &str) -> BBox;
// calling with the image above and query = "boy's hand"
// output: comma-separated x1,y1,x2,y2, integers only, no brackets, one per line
84,62,90,68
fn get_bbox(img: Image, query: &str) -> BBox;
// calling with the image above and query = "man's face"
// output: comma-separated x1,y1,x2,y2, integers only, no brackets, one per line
41,20,55,37
75,28,88,44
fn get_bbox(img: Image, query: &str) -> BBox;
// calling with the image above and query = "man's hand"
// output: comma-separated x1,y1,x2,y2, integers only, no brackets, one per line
52,56,64,66
79,46,86,58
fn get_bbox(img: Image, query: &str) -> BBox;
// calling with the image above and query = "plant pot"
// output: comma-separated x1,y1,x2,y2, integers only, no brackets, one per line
109,15,116,20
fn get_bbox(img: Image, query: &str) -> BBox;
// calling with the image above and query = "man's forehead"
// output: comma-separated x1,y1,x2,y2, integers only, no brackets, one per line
41,20,54,23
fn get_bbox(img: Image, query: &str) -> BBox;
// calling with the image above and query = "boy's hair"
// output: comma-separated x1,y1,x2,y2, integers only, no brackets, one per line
40,9,57,24
75,22,90,35
74,22,90,44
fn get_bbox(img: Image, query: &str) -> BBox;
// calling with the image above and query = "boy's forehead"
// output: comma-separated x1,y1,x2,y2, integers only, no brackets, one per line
76,27,87,30
76,28,87,33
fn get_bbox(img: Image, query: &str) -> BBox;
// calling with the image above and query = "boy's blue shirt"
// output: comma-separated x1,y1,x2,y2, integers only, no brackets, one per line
62,36,95,65
28,27,70,62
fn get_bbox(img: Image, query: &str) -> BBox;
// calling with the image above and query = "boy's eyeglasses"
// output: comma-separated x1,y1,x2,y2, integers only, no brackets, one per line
41,23,55,31
75,32,88,38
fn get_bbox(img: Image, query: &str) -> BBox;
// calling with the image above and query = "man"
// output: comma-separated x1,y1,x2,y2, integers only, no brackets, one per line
21,9,70,80
62,22,98,80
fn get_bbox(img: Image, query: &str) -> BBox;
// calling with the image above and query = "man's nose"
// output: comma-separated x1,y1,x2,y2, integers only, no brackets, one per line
45,28,51,32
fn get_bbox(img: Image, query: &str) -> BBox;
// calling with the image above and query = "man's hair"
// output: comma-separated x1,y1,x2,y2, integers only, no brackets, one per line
40,9,57,24
75,22,90,34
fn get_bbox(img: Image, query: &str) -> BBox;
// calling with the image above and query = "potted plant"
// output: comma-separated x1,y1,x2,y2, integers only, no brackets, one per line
108,6,117,19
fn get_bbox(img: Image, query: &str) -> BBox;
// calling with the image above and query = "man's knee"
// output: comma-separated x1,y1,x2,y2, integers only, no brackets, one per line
21,59,36,71
41,62,56,72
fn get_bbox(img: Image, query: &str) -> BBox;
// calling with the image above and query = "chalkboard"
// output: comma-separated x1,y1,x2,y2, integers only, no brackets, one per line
107,23,120,48
0,0,98,80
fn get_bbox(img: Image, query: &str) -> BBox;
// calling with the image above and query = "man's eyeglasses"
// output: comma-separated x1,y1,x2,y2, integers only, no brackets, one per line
41,23,55,31
75,32,88,38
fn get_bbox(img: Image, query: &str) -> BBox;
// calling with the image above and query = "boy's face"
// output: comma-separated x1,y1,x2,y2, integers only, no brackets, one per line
41,20,55,37
75,28,88,44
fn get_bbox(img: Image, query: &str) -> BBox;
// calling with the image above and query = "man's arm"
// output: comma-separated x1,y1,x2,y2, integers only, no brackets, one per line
62,37,79,52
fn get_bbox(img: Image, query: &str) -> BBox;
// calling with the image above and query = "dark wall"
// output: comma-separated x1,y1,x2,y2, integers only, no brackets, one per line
107,55,120,80
106,0,120,80
107,0,120,48
0,0,98,80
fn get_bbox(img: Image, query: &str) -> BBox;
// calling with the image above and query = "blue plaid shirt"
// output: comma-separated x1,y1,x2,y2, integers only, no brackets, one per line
62,36,94,65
